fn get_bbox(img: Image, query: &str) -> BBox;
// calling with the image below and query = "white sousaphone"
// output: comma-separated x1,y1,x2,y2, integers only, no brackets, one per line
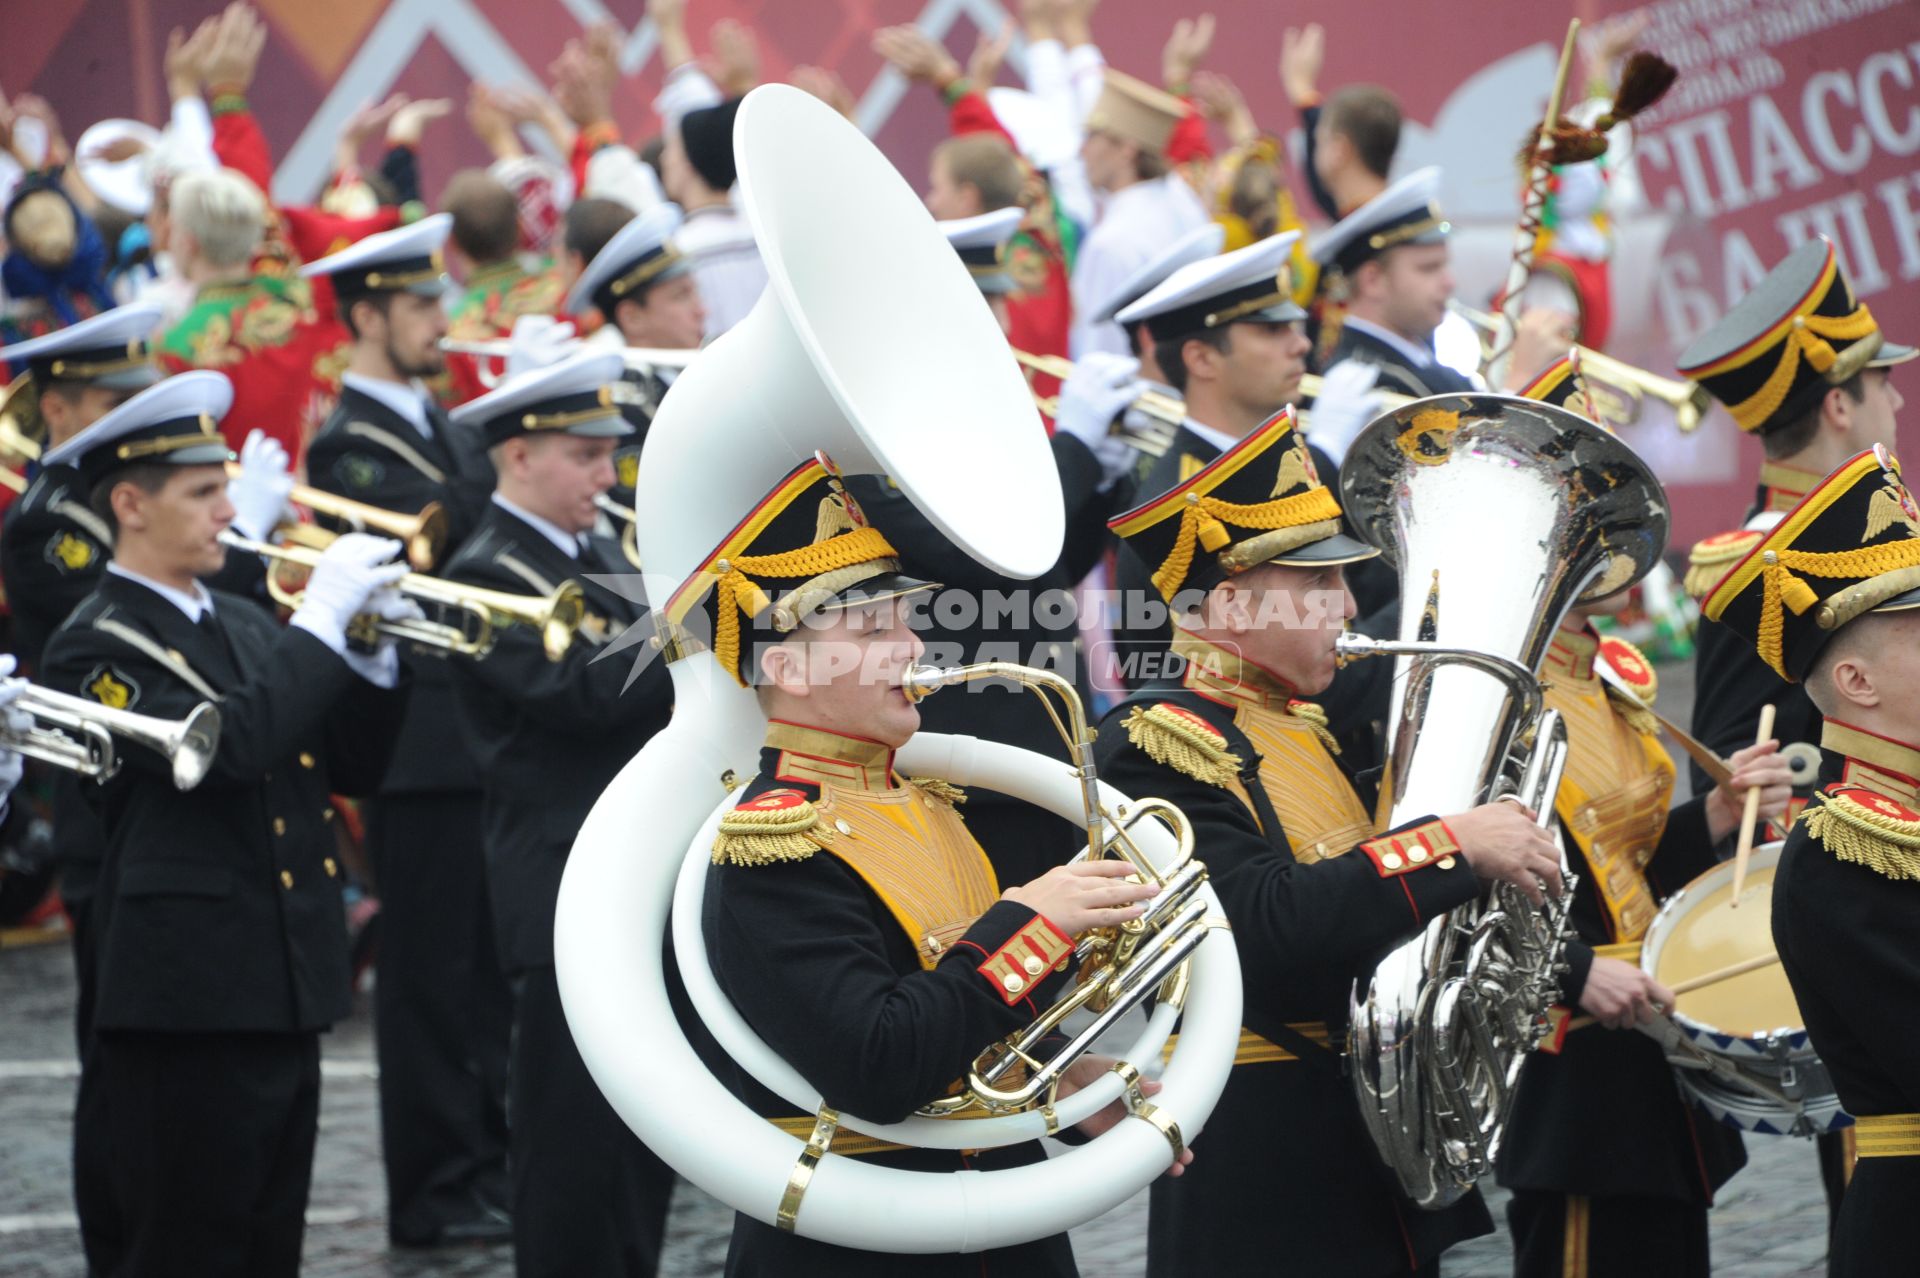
556,85,1240,1253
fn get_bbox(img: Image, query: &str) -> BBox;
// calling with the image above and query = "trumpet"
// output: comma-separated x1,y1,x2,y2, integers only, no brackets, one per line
1448,300,1712,432
0,415,41,493
593,494,643,569
3,680,221,790
1010,349,1183,457
227,465,447,570
219,531,585,661
440,338,698,375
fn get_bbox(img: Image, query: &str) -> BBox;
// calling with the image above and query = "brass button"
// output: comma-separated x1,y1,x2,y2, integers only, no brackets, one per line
1408,847,1429,864
280,870,293,889
299,752,316,769
272,817,287,836
323,857,338,878
1437,856,1456,870
834,819,853,836
1022,955,1045,976
1380,852,1404,871
924,934,944,955
1002,973,1026,994
322,808,335,823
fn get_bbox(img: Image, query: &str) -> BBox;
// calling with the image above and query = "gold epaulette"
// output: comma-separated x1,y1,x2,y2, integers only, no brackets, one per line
1122,703,1242,788
1285,700,1341,756
711,788,836,867
906,776,967,807
1802,787,1920,881
1683,529,1765,599
1596,634,1661,735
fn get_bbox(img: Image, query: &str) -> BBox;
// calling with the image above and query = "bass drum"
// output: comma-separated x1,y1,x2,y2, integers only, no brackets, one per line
1638,841,1847,1136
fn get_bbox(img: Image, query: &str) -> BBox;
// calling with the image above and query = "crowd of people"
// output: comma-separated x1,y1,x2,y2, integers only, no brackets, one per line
0,2,1915,1277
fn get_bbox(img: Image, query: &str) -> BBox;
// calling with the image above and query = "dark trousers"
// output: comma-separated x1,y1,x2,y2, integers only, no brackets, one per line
1831,1155,1920,1276
64,889,96,1056
1507,1189,1710,1277
76,1029,320,1278
508,962,675,1278
366,792,513,1242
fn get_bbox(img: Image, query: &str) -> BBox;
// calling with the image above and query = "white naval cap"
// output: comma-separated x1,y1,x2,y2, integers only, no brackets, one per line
563,203,688,319
1,301,164,391
1115,230,1305,339
1093,222,1227,325
448,346,632,447
300,212,453,298
45,370,233,486
1309,166,1449,273
939,206,1024,296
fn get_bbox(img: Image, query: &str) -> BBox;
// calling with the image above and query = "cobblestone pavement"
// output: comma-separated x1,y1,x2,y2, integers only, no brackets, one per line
0,655,1833,1275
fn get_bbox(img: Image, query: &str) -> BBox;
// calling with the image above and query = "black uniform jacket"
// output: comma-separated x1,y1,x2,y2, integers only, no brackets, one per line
2,462,116,670
703,734,1082,1277
1771,723,1920,1271
41,572,407,1033
1317,320,1478,400
442,502,671,972
1093,637,1492,1275
1496,629,1746,1203
305,383,496,794
844,432,1114,767
606,366,667,512
1687,478,1821,796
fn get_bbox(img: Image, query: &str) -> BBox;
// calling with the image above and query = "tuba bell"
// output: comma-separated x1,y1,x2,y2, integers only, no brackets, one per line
555,84,1239,1253
1335,393,1670,1209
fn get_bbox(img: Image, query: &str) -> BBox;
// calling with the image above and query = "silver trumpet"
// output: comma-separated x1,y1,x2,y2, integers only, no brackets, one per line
900,662,1214,1114
4,681,221,791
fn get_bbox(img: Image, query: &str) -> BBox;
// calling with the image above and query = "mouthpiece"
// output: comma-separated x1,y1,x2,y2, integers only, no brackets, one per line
900,664,968,702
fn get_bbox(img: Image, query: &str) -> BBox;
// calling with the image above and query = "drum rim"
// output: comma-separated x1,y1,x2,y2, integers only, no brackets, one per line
1640,840,1803,1044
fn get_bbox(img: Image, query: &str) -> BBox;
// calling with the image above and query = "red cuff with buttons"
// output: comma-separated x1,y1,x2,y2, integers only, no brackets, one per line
975,914,1075,1007
1358,819,1461,877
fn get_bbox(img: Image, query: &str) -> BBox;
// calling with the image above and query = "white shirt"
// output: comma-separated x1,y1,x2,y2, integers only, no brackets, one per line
342,372,434,438
107,561,214,622
492,493,582,560
675,204,768,341
1181,417,1241,455
1070,176,1208,359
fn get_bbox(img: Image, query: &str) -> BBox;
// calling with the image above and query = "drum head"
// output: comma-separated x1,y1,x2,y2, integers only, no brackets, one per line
1642,841,1802,1039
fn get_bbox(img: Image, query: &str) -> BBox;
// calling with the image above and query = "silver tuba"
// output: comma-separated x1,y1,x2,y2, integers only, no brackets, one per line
554,84,1239,1253
1335,394,1670,1208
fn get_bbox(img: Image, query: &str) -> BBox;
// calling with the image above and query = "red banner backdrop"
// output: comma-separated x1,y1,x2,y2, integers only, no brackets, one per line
5,0,1916,547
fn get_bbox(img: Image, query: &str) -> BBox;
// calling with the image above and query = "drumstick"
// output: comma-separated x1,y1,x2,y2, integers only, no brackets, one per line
1729,704,1777,908
1565,951,1783,1032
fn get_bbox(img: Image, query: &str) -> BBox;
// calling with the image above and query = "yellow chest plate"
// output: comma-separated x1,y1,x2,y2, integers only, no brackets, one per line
1227,702,1375,862
812,786,1002,970
1546,679,1675,942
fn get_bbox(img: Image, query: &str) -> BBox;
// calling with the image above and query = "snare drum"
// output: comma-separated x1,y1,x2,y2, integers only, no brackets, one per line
1637,841,1847,1136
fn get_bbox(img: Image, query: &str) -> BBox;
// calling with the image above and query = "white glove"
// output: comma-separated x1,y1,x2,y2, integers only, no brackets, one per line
0,657,29,808
1054,352,1145,450
504,316,580,379
1308,360,1388,468
336,586,424,687
290,533,409,653
225,430,295,541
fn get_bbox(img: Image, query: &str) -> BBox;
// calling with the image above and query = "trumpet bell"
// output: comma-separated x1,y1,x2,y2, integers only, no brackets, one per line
170,702,222,790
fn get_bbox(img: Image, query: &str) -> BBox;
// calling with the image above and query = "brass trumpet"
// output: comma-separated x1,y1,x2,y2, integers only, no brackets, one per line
1010,349,1182,457
219,532,584,661
593,494,643,569
1448,300,1712,432
225,465,447,570
3,680,221,790
1,413,41,493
